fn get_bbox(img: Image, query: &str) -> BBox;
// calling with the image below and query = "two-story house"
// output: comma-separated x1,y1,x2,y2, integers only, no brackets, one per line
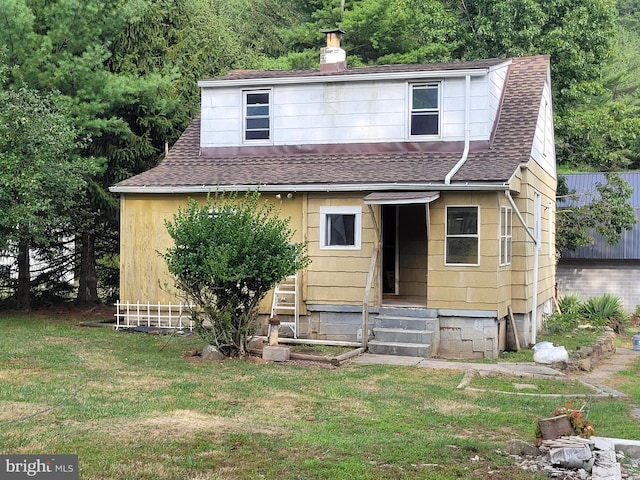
110,34,557,359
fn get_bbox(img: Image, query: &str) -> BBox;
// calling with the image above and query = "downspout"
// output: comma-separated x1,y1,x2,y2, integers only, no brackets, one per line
505,191,539,345
445,75,471,184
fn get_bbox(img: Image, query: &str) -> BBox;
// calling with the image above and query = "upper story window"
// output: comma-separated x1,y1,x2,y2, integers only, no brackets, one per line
445,206,479,265
410,83,440,137
244,90,270,142
320,206,362,250
500,206,512,266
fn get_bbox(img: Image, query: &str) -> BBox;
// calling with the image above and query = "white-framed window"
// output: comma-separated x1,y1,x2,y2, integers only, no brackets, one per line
409,82,440,137
499,206,512,266
445,206,479,265
320,206,362,250
243,89,271,142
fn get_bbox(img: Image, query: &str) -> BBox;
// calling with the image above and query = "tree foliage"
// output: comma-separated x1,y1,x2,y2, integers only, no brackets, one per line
0,79,99,309
556,173,637,251
162,193,310,356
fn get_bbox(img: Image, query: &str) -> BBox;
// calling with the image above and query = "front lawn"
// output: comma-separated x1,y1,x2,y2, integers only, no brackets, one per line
2,313,640,479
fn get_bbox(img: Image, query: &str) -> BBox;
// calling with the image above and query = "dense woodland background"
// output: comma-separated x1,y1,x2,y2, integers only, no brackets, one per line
0,0,639,309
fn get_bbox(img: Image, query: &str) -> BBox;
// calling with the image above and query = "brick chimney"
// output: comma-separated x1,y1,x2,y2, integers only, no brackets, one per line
320,28,346,73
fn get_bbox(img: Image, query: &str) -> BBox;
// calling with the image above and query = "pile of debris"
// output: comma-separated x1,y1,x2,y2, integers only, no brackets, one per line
507,436,640,479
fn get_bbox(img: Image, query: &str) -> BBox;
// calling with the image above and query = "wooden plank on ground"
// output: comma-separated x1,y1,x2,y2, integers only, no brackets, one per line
508,306,521,352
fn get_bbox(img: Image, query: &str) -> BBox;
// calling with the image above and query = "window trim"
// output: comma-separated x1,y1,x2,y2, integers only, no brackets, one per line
319,206,362,250
408,82,441,138
243,88,272,144
445,205,479,266
499,206,512,266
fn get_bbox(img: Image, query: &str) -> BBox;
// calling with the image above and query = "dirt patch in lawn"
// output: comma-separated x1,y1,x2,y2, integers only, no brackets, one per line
81,409,283,443
29,304,116,321
0,401,55,424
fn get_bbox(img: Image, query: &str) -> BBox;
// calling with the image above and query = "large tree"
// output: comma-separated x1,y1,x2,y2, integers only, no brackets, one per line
0,82,99,310
556,1,640,171
0,1,200,304
0,0,302,305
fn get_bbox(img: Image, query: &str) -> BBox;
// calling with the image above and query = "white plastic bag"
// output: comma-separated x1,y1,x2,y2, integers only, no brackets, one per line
533,342,569,364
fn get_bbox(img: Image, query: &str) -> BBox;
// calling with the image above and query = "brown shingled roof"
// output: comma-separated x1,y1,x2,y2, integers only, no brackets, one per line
209,57,508,81
112,55,550,192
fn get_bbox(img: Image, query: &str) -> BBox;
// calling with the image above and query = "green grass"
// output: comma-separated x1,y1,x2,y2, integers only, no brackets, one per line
468,375,597,395
499,328,604,363
2,314,640,479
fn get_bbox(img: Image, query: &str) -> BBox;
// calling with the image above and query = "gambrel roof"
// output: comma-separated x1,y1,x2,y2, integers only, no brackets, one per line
111,55,550,193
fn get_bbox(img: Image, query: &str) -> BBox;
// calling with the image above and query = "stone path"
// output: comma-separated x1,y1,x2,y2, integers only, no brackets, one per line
351,347,640,389
574,347,639,395
351,353,564,378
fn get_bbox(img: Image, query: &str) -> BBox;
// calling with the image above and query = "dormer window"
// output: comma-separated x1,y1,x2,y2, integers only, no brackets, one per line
410,83,440,137
244,89,271,142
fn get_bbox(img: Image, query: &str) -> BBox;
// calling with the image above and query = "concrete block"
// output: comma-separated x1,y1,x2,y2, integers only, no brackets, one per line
592,437,615,451
609,438,640,457
472,338,486,352
440,327,461,341
262,345,290,362
591,463,621,480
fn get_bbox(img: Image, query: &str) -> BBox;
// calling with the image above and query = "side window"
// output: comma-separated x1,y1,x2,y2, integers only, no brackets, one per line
410,83,439,137
500,206,512,266
320,206,362,250
445,206,479,265
244,90,270,142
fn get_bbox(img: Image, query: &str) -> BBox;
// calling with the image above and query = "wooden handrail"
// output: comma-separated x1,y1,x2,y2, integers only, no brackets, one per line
362,246,378,349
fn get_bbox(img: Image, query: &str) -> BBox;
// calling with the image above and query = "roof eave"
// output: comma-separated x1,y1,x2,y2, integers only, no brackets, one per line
197,67,497,88
109,182,511,195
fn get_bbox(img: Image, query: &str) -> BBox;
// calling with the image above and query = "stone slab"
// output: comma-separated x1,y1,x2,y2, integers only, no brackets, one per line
262,345,291,362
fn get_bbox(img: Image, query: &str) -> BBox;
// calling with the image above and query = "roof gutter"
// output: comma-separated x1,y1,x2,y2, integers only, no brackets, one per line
109,182,511,195
445,75,471,185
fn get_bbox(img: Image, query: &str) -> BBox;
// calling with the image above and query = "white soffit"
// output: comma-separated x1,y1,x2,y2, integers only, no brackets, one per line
363,191,440,205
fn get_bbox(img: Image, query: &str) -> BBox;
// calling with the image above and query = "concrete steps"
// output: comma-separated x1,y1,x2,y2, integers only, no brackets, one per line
368,308,439,357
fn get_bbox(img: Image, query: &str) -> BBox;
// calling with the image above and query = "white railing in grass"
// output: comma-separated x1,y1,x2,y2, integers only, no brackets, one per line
114,301,194,331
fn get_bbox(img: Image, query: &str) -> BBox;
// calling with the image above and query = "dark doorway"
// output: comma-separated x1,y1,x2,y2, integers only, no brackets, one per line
382,204,428,305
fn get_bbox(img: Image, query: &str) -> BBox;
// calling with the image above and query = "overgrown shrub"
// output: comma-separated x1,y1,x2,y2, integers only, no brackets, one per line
543,311,580,334
545,293,628,334
162,192,310,356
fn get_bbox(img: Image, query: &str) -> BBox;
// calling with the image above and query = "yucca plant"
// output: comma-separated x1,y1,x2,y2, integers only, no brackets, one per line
580,294,627,333
558,293,583,316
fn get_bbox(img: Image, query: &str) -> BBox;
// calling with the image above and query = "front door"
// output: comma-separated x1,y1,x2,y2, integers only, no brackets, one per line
382,204,428,306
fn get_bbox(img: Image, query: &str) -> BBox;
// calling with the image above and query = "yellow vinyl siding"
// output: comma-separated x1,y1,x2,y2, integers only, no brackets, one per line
499,161,556,318
120,194,182,304
119,192,305,310
305,193,379,306
428,192,500,310
424,160,555,318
